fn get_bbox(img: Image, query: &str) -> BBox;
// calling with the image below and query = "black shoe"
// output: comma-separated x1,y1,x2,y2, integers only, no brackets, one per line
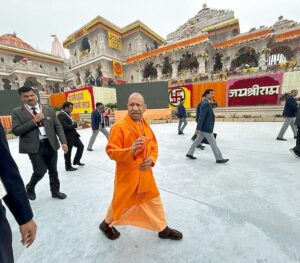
289,148,300,159
26,186,36,201
216,159,229,164
197,145,205,150
276,137,287,141
87,148,93,151
52,192,67,199
73,162,85,166
158,226,183,240
191,134,197,141
99,220,120,240
186,154,197,160
66,166,78,171
178,131,184,135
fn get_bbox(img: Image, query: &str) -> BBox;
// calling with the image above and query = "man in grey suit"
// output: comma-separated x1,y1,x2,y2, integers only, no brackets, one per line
87,102,109,151
186,89,229,164
12,86,68,200
290,103,300,158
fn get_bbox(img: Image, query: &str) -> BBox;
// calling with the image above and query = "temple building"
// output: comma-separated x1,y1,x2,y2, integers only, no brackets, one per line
0,33,70,92
63,16,164,86
61,4,300,87
1,4,300,91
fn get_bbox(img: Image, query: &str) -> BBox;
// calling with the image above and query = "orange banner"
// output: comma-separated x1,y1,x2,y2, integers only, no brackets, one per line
49,92,67,107
113,61,123,77
192,82,226,108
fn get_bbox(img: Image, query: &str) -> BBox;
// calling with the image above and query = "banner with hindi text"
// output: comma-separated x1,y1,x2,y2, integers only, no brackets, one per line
66,87,94,114
227,73,283,106
108,31,122,50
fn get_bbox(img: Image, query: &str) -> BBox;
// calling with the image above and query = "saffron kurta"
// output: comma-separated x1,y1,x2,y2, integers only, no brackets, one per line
105,114,167,231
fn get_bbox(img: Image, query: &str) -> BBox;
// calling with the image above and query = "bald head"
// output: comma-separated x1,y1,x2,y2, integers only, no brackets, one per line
127,92,146,121
128,92,145,104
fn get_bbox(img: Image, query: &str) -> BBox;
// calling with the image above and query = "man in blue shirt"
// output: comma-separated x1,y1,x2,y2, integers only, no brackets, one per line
177,99,187,135
87,102,109,151
277,89,298,141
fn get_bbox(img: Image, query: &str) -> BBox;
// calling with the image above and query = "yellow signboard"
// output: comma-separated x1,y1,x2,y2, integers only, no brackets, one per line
67,88,93,114
113,60,123,77
108,31,122,50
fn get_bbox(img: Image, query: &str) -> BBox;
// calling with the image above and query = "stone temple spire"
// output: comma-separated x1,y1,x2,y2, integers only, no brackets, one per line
51,35,66,59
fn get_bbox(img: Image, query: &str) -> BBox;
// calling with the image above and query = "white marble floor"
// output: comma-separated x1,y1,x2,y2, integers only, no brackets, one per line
6,122,300,263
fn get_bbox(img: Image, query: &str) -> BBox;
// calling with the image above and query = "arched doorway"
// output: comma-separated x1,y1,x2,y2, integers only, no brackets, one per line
81,37,90,53
231,46,258,69
178,51,199,72
162,57,173,75
143,62,157,79
24,77,43,90
2,78,11,90
213,53,223,72
267,45,294,65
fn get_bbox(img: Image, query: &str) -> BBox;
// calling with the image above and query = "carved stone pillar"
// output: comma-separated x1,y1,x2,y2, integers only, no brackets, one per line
258,53,266,68
135,35,143,55
99,32,106,54
171,62,179,79
156,66,162,80
198,58,206,74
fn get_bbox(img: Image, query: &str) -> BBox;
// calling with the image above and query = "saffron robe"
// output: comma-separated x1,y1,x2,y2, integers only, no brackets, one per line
105,114,167,231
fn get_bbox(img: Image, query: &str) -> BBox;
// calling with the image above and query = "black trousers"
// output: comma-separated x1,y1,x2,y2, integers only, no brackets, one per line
27,140,60,193
105,116,109,127
0,203,14,263
293,126,300,153
64,137,84,168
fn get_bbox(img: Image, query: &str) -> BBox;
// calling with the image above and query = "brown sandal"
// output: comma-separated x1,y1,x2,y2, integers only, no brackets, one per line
99,220,120,240
158,226,183,240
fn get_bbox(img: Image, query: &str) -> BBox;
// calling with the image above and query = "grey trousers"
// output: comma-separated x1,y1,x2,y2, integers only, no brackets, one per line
277,117,297,138
87,127,109,149
178,118,187,133
187,131,223,161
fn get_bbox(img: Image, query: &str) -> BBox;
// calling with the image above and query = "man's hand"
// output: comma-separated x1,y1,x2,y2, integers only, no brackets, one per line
19,219,37,248
195,130,200,135
140,158,153,171
131,137,145,155
33,113,44,123
61,144,68,154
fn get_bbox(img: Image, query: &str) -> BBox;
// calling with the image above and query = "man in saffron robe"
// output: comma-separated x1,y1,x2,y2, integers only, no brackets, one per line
99,93,182,240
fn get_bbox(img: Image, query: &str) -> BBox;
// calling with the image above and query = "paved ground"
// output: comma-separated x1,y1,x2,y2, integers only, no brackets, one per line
6,122,300,263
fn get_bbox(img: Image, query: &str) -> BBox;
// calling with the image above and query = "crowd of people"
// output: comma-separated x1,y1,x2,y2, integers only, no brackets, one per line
177,88,300,162
0,87,183,263
1,84,299,262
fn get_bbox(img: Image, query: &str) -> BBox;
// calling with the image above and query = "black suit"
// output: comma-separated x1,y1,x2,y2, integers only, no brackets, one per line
57,111,84,168
0,122,33,263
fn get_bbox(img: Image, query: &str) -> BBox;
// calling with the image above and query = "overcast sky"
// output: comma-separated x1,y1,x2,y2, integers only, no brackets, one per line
0,0,299,54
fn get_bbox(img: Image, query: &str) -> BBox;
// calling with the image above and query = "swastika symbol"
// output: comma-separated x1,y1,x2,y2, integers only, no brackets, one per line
169,88,185,107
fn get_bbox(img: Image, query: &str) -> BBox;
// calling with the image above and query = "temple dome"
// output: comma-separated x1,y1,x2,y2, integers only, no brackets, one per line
0,33,35,50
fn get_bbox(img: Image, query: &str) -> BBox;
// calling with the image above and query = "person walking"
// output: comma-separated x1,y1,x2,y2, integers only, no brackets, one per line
12,86,68,200
277,89,298,141
99,93,182,241
87,102,109,151
58,102,85,171
191,96,205,150
186,89,229,164
289,103,300,158
177,98,187,135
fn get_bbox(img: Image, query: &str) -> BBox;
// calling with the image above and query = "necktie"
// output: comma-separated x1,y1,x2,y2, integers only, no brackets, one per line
31,107,37,115
31,107,42,127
